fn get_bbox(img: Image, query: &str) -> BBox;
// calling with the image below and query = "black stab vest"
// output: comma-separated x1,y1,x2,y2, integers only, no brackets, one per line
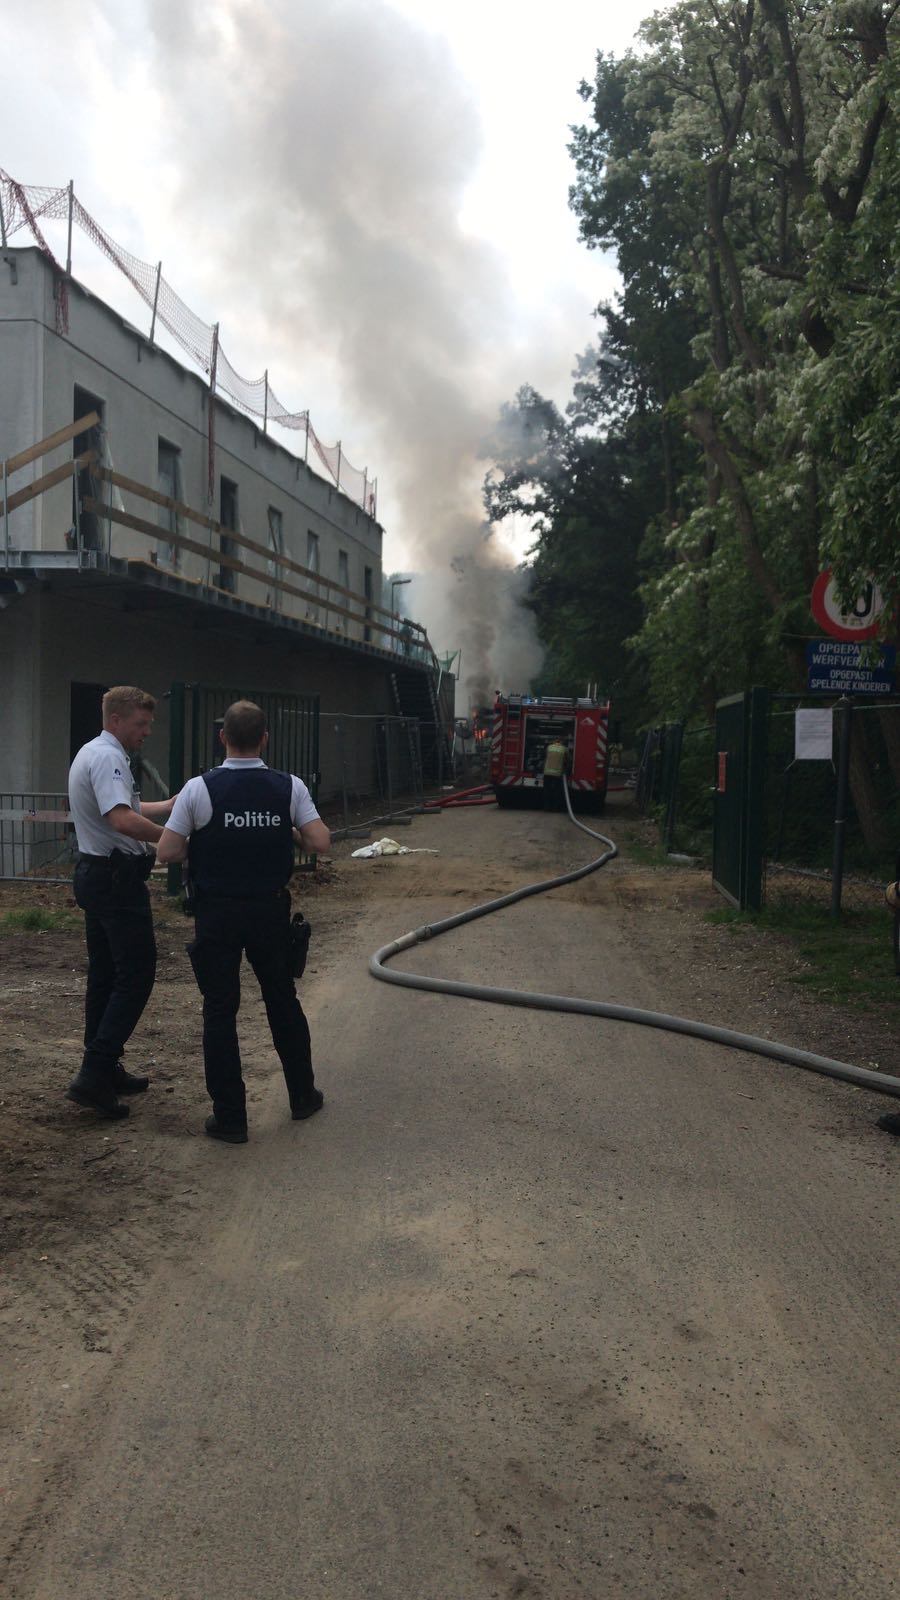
188,767,294,897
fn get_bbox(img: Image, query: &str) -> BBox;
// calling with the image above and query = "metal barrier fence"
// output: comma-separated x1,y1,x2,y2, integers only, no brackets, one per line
168,682,319,797
0,709,447,885
763,697,900,908
638,699,899,910
636,723,715,858
0,794,76,882
322,714,427,832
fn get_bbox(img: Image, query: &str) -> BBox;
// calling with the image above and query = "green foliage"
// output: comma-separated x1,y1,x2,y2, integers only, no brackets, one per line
484,3,898,732
0,907,77,933
801,85,900,601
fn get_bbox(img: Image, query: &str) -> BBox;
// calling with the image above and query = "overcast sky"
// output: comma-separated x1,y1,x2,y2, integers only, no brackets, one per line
4,0,668,674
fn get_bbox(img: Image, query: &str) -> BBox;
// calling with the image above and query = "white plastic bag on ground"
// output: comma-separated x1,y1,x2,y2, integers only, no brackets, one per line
350,837,438,859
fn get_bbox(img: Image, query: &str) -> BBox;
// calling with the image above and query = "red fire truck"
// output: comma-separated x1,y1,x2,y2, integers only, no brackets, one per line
490,693,611,811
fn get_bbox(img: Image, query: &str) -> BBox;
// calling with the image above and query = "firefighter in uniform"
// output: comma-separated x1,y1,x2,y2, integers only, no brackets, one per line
66,685,175,1119
542,737,569,812
157,700,331,1144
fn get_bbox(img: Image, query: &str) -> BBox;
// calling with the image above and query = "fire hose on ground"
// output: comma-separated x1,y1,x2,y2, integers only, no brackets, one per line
370,777,900,1103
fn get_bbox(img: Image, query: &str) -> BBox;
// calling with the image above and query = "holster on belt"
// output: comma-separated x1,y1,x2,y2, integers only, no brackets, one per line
289,912,312,979
109,847,154,889
182,865,197,916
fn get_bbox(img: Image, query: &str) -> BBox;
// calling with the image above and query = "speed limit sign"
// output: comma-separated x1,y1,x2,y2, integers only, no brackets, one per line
810,570,885,641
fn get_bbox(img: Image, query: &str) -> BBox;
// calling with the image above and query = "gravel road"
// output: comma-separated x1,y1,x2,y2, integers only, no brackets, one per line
4,801,897,1599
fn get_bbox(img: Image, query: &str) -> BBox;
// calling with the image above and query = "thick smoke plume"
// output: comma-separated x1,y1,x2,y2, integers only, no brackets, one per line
141,0,544,706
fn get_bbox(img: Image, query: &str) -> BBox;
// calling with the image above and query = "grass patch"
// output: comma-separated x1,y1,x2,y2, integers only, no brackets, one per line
0,907,79,934
621,838,662,864
706,902,900,1010
622,835,706,869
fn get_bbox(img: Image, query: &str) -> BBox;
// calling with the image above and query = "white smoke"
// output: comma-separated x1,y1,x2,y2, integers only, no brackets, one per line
137,0,544,702
6,0,550,700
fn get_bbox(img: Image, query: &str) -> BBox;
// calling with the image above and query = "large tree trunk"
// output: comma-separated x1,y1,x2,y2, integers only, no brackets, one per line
848,714,894,859
877,704,900,799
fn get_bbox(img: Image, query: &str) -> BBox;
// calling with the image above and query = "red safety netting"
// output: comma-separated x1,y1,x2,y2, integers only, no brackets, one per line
0,169,376,516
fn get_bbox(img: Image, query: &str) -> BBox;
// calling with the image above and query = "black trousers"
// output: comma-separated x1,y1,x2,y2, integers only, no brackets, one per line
188,891,314,1126
543,775,565,811
74,858,157,1083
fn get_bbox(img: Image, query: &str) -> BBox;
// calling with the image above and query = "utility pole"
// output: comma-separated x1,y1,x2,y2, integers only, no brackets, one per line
830,696,854,919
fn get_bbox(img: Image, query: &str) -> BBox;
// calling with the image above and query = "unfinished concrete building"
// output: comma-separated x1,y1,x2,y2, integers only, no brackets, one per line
0,247,450,834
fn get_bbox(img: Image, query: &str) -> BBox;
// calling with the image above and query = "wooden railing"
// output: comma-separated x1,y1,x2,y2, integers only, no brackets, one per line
2,411,100,561
88,467,423,653
2,418,433,661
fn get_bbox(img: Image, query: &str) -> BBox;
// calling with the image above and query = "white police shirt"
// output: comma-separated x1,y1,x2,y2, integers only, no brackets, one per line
165,758,320,838
68,731,146,857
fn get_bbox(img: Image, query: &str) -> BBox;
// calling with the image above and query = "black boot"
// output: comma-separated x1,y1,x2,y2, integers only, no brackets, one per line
291,1088,324,1121
204,1114,248,1144
66,1074,129,1119
114,1061,150,1094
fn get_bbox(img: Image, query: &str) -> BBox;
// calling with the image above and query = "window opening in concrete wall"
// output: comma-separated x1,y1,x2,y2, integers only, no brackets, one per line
157,439,183,570
267,505,283,610
364,565,373,643
73,386,105,551
69,682,107,765
337,550,349,632
218,476,238,593
306,529,320,623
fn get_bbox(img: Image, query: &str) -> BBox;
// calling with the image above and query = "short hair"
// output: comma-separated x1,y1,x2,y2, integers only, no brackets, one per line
223,700,267,751
102,685,156,722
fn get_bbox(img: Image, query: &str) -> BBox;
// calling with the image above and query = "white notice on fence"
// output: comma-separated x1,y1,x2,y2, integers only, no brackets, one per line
795,708,832,761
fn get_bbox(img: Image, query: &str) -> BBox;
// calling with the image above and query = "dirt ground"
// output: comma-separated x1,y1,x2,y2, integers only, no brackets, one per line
1,798,897,1583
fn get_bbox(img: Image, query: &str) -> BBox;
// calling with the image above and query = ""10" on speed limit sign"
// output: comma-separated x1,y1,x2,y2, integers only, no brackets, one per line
810,571,885,641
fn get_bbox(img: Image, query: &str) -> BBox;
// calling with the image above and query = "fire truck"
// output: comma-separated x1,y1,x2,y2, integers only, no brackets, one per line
490,693,611,811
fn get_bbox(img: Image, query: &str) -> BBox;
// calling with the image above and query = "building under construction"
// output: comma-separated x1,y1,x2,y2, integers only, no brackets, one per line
0,244,452,812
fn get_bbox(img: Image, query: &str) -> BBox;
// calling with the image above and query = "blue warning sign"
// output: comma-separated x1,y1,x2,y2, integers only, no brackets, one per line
806,640,896,695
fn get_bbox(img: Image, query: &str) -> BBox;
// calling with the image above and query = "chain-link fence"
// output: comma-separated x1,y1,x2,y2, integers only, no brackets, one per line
763,698,900,908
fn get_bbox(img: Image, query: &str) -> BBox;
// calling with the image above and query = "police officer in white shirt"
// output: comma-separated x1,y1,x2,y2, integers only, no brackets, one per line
157,699,330,1144
67,685,176,1119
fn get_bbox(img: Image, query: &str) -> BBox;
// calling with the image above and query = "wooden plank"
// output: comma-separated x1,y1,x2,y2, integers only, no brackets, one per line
0,809,72,823
83,498,408,643
98,465,422,631
4,413,100,477
5,451,97,516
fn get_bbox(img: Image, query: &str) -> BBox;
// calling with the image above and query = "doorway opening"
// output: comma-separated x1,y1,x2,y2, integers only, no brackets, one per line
69,681,107,764
73,386,105,551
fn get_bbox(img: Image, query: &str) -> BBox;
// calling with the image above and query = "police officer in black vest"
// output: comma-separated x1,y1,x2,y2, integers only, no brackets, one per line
157,700,331,1143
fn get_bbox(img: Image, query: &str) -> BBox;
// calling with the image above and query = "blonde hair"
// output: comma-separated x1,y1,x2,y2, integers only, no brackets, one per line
102,685,156,723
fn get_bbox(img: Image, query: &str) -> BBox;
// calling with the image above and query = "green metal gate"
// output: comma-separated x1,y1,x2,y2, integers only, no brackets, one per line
166,683,320,894
712,688,768,910
168,682,319,796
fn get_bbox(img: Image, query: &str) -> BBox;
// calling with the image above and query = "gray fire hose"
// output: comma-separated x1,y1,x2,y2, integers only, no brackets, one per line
370,779,900,1102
